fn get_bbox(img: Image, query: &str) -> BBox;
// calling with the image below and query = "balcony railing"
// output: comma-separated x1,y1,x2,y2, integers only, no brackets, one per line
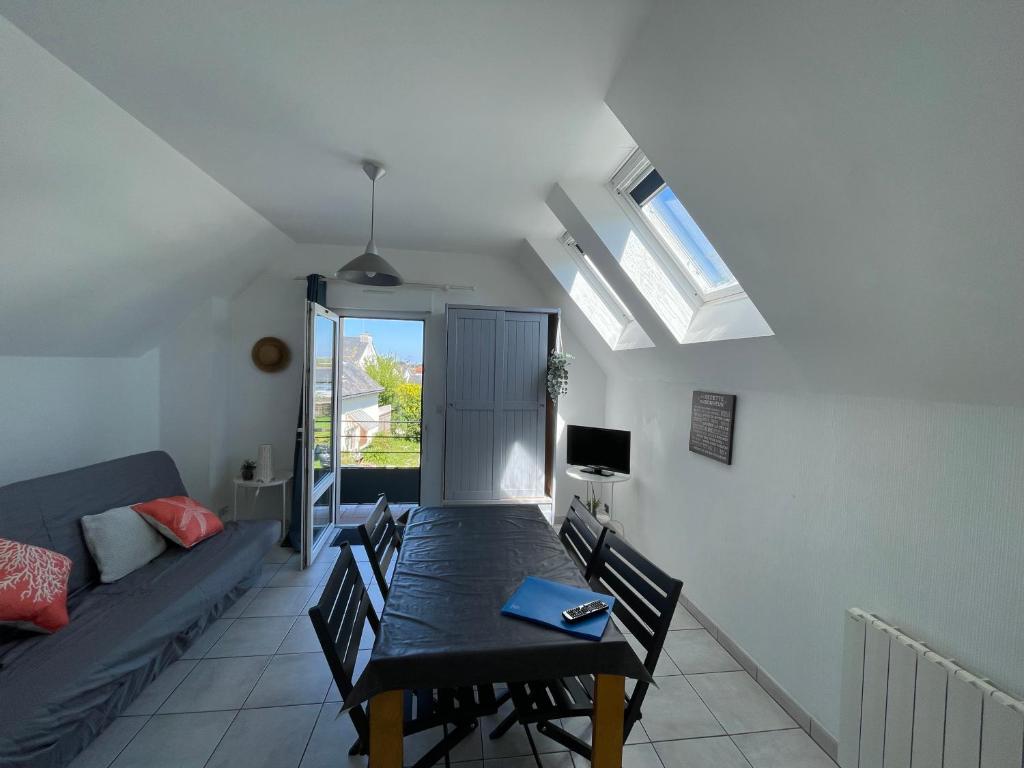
340,420,422,469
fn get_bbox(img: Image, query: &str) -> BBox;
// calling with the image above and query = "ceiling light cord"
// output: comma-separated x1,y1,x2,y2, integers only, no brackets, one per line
369,174,376,245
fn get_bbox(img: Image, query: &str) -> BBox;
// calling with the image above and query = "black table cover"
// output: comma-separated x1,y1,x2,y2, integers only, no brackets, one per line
345,505,651,708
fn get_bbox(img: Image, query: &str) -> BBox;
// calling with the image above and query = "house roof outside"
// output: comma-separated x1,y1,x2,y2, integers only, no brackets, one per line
341,335,374,364
315,360,383,399
340,362,383,398
343,408,377,426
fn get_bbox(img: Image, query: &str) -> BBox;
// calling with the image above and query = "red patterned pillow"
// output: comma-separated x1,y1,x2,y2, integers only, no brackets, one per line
0,538,72,633
132,496,224,548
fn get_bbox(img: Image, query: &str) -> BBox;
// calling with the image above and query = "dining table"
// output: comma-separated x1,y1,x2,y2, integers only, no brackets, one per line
344,504,651,768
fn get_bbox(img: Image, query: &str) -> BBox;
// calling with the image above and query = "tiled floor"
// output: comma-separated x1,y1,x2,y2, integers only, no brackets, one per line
68,543,836,768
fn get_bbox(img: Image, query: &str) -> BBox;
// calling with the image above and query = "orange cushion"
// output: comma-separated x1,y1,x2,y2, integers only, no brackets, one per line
132,496,224,548
0,538,72,633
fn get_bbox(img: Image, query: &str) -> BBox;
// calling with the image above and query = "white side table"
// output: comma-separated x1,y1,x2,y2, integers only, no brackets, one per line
565,466,631,534
232,471,293,542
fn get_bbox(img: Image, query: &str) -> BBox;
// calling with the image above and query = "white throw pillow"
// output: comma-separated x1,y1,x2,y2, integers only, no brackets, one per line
81,506,168,582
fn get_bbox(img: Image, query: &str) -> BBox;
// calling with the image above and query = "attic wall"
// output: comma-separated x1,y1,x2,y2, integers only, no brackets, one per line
0,353,160,486
599,0,1024,739
0,16,291,358
158,297,232,508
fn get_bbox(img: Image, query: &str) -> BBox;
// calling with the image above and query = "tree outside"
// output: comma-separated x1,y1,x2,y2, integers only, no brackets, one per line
345,354,422,467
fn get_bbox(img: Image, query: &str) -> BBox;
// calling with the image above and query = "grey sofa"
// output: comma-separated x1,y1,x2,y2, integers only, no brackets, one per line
0,451,279,768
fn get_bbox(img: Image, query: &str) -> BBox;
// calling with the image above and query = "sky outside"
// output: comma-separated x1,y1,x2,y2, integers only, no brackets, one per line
314,316,423,363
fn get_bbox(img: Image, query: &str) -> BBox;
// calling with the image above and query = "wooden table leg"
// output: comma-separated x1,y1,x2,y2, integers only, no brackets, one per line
592,674,625,768
369,689,403,768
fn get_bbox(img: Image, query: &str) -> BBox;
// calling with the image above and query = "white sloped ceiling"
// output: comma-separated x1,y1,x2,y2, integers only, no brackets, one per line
0,17,291,357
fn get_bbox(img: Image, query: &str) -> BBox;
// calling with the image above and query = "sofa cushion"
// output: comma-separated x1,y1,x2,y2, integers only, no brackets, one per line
0,539,72,633
0,519,279,768
80,507,167,583
0,452,188,594
132,496,224,548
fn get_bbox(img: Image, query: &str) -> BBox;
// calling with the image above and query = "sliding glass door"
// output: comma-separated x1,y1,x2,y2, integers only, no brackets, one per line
301,302,340,567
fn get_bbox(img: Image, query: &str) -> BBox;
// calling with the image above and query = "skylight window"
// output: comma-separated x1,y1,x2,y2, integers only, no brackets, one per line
555,234,652,351
613,150,743,302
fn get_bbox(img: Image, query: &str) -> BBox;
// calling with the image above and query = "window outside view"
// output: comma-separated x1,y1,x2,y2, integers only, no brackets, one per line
337,318,423,469
640,184,739,294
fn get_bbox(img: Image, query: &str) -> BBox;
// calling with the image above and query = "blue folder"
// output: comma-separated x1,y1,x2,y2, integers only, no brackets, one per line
501,576,615,640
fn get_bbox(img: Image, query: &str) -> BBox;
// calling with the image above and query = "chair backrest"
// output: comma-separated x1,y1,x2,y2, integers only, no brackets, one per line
589,534,682,736
559,496,609,580
309,543,380,746
358,494,401,597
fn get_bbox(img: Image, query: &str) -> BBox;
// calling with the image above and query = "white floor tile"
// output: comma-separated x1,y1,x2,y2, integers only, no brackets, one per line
278,616,323,654
558,716,650,747
66,717,148,768
570,742,665,768
623,633,681,676
122,659,198,715
269,562,332,588
158,655,271,713
298,703,366,768
206,616,297,657
109,711,236,768
655,736,751,768
222,587,260,618
180,619,234,659
205,704,320,768
686,671,795,734
733,728,837,767
244,652,333,708
484,753,574,768
663,630,741,674
668,606,703,631
242,586,318,617
635,676,723,742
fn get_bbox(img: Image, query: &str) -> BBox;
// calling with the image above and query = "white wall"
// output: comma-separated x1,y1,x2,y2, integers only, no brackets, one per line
0,353,159,486
157,297,231,508
600,0,1024,739
222,243,607,520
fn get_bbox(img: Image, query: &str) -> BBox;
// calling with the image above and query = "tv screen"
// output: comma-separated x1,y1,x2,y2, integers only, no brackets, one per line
566,425,631,475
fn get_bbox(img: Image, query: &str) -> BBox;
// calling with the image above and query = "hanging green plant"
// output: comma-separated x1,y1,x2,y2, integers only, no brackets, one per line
547,350,574,402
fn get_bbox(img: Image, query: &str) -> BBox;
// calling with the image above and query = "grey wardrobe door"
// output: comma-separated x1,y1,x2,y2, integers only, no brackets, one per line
497,312,548,498
445,309,502,500
444,308,548,501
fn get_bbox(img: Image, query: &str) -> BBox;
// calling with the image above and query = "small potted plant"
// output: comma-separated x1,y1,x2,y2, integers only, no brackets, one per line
240,460,257,481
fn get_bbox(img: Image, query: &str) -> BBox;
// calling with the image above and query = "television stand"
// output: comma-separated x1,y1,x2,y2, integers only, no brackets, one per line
566,466,631,535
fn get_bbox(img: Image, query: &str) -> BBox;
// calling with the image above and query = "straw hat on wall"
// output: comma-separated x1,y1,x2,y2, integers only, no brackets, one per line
250,337,291,372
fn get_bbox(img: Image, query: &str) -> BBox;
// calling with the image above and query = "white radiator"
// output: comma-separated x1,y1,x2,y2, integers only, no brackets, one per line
839,608,1024,768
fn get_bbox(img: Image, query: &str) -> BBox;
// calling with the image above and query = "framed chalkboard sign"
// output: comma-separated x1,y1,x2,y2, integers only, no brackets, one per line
688,391,736,465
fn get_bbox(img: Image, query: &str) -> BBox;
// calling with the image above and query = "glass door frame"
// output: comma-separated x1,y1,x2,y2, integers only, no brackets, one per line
302,302,340,568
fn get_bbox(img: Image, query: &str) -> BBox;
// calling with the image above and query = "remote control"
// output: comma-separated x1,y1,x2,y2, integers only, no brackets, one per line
562,599,610,623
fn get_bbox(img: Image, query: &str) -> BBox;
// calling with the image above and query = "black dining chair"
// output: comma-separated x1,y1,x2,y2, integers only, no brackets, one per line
358,494,403,598
309,543,497,768
488,533,683,765
559,495,610,581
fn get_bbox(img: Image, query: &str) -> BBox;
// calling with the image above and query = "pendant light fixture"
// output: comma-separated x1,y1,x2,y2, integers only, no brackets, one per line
335,161,403,286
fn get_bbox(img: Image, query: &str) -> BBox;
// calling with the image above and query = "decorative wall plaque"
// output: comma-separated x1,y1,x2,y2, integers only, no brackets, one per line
688,391,736,465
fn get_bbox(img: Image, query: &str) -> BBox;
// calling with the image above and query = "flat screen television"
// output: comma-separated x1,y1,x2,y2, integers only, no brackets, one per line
566,425,630,476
